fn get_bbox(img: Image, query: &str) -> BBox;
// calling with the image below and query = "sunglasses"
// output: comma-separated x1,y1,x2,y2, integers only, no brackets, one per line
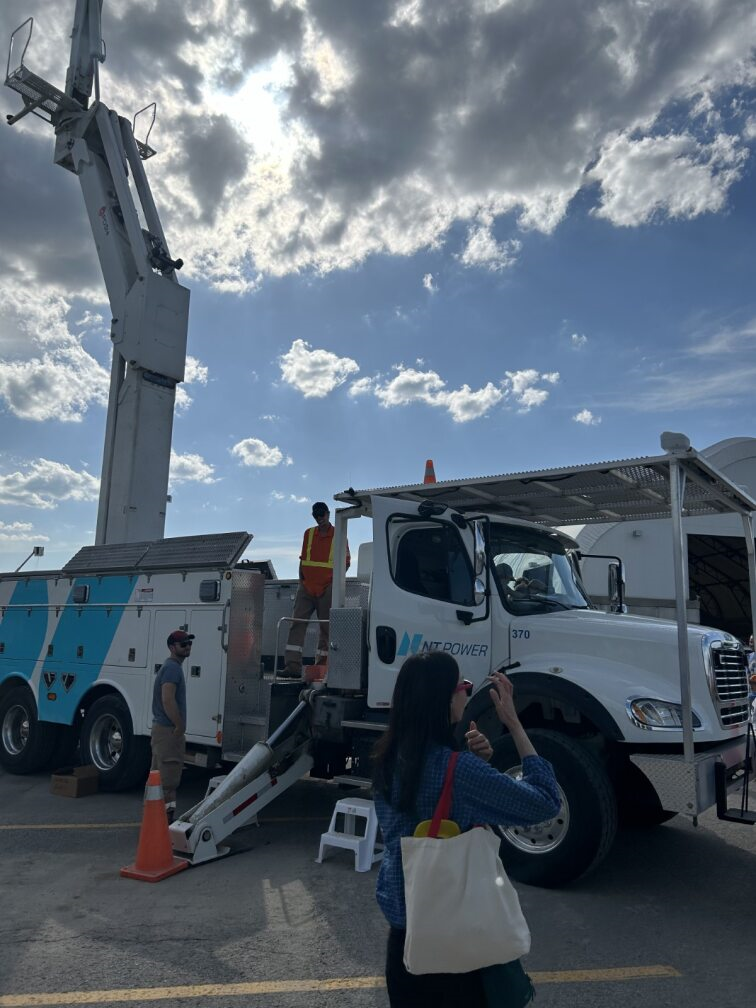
453,679,473,697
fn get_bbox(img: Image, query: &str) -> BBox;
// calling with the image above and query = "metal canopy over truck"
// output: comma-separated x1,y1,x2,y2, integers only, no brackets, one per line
335,431,756,836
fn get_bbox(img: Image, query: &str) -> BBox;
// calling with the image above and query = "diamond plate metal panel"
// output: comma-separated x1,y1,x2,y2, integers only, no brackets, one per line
222,569,268,755
630,751,726,815
327,607,367,691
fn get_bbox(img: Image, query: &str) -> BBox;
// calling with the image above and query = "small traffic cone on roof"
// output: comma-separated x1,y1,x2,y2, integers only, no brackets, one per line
423,459,436,484
120,770,188,882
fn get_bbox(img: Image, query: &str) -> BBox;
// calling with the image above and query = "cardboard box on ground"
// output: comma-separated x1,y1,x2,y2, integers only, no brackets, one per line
50,765,99,798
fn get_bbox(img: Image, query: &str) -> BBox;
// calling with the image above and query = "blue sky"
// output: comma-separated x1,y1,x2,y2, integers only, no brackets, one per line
1,0,755,577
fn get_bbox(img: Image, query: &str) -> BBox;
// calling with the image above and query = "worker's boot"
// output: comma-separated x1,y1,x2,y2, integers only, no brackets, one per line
278,662,303,680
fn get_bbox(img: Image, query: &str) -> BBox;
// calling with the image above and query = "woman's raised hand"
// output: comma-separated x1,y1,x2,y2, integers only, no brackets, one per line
488,671,519,729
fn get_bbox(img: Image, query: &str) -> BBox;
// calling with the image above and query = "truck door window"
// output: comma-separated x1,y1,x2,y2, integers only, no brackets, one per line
390,522,474,606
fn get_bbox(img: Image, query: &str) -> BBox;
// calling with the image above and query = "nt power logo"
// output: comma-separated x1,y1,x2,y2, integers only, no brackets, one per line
396,632,489,658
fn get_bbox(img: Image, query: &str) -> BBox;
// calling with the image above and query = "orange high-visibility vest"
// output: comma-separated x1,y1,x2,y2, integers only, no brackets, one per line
300,525,350,596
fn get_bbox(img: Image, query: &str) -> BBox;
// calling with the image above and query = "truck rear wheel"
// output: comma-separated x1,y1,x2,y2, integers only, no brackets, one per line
0,684,59,774
80,694,150,791
491,729,617,888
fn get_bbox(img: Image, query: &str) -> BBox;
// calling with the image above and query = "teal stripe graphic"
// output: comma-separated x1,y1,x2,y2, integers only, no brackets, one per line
0,579,49,684
38,577,135,724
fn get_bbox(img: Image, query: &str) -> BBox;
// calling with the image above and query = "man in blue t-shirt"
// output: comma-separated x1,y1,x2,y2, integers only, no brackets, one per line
151,628,194,822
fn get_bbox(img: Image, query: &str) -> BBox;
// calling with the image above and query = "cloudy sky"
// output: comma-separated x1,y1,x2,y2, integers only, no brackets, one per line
1,0,755,577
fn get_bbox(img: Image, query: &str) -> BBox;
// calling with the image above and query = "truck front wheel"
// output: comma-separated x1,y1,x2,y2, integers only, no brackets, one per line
80,695,150,791
491,729,617,888
0,684,59,773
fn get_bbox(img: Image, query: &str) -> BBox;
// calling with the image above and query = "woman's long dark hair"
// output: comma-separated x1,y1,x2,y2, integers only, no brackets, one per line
372,651,460,813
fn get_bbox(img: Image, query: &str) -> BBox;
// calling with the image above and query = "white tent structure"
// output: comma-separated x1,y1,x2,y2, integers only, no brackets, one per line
572,437,756,638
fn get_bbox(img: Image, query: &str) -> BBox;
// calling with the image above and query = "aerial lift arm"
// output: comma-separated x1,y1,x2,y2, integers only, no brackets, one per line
5,0,189,545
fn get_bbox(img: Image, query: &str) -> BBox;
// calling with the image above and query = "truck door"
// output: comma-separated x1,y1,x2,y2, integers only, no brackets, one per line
367,496,490,708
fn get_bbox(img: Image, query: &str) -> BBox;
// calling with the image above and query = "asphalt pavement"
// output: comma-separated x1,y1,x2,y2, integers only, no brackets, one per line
0,763,753,1007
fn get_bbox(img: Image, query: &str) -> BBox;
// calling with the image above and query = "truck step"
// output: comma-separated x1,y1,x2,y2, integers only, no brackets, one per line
718,808,756,824
332,775,373,789
341,720,387,732
714,760,756,825
235,715,268,726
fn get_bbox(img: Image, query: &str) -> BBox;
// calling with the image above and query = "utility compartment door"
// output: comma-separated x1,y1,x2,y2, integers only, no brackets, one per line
367,496,490,708
185,607,225,740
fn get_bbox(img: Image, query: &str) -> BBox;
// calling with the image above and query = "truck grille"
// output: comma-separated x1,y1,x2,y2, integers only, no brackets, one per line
710,645,749,728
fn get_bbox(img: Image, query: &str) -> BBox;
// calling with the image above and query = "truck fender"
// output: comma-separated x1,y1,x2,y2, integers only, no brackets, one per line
461,672,624,743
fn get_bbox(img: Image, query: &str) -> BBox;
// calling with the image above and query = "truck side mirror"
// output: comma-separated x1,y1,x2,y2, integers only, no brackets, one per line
473,520,486,577
473,576,486,606
608,562,627,614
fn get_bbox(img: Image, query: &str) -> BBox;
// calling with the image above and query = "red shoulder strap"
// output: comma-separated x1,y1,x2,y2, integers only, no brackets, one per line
428,751,459,838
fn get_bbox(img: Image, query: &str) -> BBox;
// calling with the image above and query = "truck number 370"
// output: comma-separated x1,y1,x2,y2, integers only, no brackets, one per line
511,629,530,639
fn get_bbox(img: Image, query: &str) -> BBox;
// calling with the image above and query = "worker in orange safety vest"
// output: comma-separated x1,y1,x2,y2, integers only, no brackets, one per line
281,502,350,679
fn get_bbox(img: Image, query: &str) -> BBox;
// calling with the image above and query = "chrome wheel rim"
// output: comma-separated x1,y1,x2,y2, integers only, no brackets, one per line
500,765,570,854
2,703,31,756
89,712,124,771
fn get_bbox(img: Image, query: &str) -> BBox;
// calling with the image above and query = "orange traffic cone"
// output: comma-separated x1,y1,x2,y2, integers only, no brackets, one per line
423,459,436,484
120,770,188,882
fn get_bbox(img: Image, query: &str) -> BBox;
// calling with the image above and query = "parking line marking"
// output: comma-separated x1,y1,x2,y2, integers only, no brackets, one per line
535,965,681,982
0,823,142,830
0,965,680,1005
0,816,327,831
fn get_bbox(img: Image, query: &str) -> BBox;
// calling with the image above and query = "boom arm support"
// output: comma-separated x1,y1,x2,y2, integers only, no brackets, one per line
5,1,189,545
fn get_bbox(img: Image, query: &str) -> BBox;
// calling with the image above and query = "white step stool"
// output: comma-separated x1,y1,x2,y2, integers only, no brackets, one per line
317,797,384,872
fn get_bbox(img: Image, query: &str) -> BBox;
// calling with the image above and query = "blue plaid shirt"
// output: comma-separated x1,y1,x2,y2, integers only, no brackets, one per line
374,746,561,928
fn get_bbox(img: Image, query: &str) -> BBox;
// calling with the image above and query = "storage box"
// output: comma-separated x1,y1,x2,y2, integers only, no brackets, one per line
50,765,99,798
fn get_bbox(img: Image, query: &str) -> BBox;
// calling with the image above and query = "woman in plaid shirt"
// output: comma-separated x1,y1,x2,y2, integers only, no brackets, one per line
372,652,560,1007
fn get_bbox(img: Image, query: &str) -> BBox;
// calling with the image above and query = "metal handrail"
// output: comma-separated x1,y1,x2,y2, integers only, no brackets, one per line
273,615,327,679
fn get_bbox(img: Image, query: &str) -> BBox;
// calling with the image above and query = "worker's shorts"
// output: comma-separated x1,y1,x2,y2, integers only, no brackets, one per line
150,724,186,801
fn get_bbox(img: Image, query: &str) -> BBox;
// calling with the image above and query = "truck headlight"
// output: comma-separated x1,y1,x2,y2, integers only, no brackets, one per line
626,698,702,730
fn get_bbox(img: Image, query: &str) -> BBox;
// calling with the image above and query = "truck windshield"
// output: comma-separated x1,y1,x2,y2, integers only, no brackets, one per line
489,523,591,612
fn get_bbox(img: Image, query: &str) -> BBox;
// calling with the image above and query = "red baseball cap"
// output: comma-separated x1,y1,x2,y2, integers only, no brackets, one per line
167,629,195,646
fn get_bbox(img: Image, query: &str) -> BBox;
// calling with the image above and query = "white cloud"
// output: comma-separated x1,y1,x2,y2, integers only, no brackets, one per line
590,131,748,227
75,311,104,329
458,226,521,272
279,339,359,398
373,366,446,408
0,459,99,509
0,521,49,543
2,1,754,293
435,383,504,422
0,283,109,422
0,347,109,422
372,366,503,423
571,333,588,349
422,273,438,293
348,377,376,397
231,438,292,467
573,408,602,425
504,369,557,411
184,356,209,385
271,491,308,504
169,451,217,484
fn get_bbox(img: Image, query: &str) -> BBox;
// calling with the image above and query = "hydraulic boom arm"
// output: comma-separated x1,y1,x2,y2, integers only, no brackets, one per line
5,0,189,544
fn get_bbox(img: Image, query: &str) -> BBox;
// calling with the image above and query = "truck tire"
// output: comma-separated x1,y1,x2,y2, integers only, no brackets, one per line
491,729,617,888
0,684,60,774
80,694,150,791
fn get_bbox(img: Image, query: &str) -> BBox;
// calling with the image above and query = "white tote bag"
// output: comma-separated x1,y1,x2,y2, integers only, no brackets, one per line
401,752,531,975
